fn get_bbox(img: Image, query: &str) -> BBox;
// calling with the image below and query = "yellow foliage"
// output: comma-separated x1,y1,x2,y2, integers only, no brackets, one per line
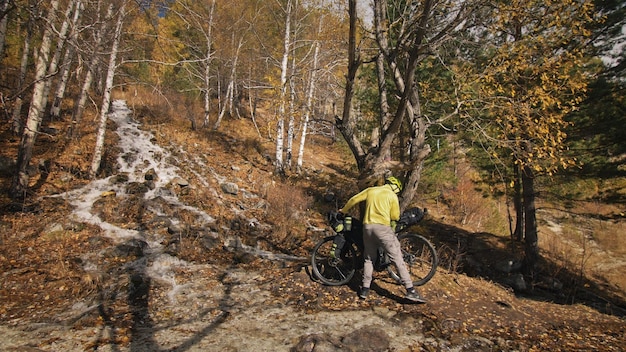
476,0,598,174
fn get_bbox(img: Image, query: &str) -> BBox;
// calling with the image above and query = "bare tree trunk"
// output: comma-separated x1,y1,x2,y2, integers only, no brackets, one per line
203,57,211,127
10,0,60,198
202,0,216,128
336,0,365,171
274,0,292,173
400,96,431,210
215,34,243,130
216,79,231,128
376,52,391,133
248,67,261,137
335,0,442,208
522,164,539,275
11,13,32,134
214,72,221,128
296,38,320,173
69,64,94,138
0,0,9,59
167,0,216,129
286,56,296,169
228,36,238,119
42,0,77,122
512,162,524,241
89,1,125,178
50,43,75,120
69,2,113,138
50,0,82,120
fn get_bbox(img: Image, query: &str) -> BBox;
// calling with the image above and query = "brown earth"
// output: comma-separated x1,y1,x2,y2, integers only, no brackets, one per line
1,99,625,351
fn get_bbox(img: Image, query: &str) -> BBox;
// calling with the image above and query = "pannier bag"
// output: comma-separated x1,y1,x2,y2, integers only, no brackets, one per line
327,211,344,232
326,211,360,258
397,207,427,229
327,211,352,258
330,234,345,258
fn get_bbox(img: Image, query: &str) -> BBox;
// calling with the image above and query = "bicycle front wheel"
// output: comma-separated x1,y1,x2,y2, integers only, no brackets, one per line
311,236,358,286
388,233,438,286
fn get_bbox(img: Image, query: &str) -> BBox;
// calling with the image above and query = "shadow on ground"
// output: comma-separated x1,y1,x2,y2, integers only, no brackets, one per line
418,218,626,318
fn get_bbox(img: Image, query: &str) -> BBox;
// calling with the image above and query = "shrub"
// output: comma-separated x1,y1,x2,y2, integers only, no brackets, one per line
264,180,313,252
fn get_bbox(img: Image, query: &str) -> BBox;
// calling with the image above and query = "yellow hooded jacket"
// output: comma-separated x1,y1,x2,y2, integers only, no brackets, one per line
340,184,400,226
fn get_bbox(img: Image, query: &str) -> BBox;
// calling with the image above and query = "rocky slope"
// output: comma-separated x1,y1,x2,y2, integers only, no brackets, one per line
0,101,624,351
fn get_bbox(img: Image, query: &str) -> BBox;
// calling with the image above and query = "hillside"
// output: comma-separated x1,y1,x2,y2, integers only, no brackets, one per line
0,97,625,351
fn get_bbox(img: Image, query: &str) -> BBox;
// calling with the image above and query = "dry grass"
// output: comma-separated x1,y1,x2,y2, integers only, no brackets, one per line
1,85,625,328
264,180,314,240
539,206,626,301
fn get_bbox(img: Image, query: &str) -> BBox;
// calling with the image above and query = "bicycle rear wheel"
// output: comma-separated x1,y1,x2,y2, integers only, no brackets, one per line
311,236,358,286
388,233,438,286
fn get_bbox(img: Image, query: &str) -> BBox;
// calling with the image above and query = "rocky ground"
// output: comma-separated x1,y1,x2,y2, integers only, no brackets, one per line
1,101,625,351
1,243,625,351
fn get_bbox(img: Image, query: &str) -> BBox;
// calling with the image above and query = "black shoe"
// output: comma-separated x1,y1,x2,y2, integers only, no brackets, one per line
405,289,427,303
358,287,370,299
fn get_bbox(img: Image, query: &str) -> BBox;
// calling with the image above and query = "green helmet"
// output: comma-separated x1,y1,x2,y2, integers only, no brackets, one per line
385,176,403,194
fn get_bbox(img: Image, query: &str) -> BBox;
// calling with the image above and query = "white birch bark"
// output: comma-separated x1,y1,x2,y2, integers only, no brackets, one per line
203,54,211,127
275,0,292,173
215,34,243,129
69,2,113,138
89,1,126,178
50,0,83,120
297,40,320,172
247,66,261,137
230,36,244,119
42,0,77,121
286,57,296,169
216,71,221,126
202,0,215,128
11,15,32,134
11,0,60,197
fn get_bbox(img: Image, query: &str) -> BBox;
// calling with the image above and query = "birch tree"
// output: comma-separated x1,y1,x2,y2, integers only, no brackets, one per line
0,0,10,59
90,0,127,178
41,0,77,121
10,0,60,198
69,2,114,138
296,37,320,173
10,4,32,134
203,0,216,127
215,34,243,129
274,0,293,173
50,0,83,120
155,0,216,128
285,56,297,169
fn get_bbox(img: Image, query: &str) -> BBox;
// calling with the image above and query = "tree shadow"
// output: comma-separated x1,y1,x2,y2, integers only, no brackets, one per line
126,258,159,351
86,239,238,352
417,218,626,317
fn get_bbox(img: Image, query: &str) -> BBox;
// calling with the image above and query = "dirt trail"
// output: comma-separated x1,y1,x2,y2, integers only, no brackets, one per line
1,101,625,351
0,267,429,351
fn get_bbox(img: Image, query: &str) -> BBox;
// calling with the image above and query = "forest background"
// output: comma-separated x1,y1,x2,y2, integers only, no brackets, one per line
0,0,625,347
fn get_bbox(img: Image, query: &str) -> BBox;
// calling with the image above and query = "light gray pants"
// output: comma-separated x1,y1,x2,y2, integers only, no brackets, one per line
362,224,414,290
